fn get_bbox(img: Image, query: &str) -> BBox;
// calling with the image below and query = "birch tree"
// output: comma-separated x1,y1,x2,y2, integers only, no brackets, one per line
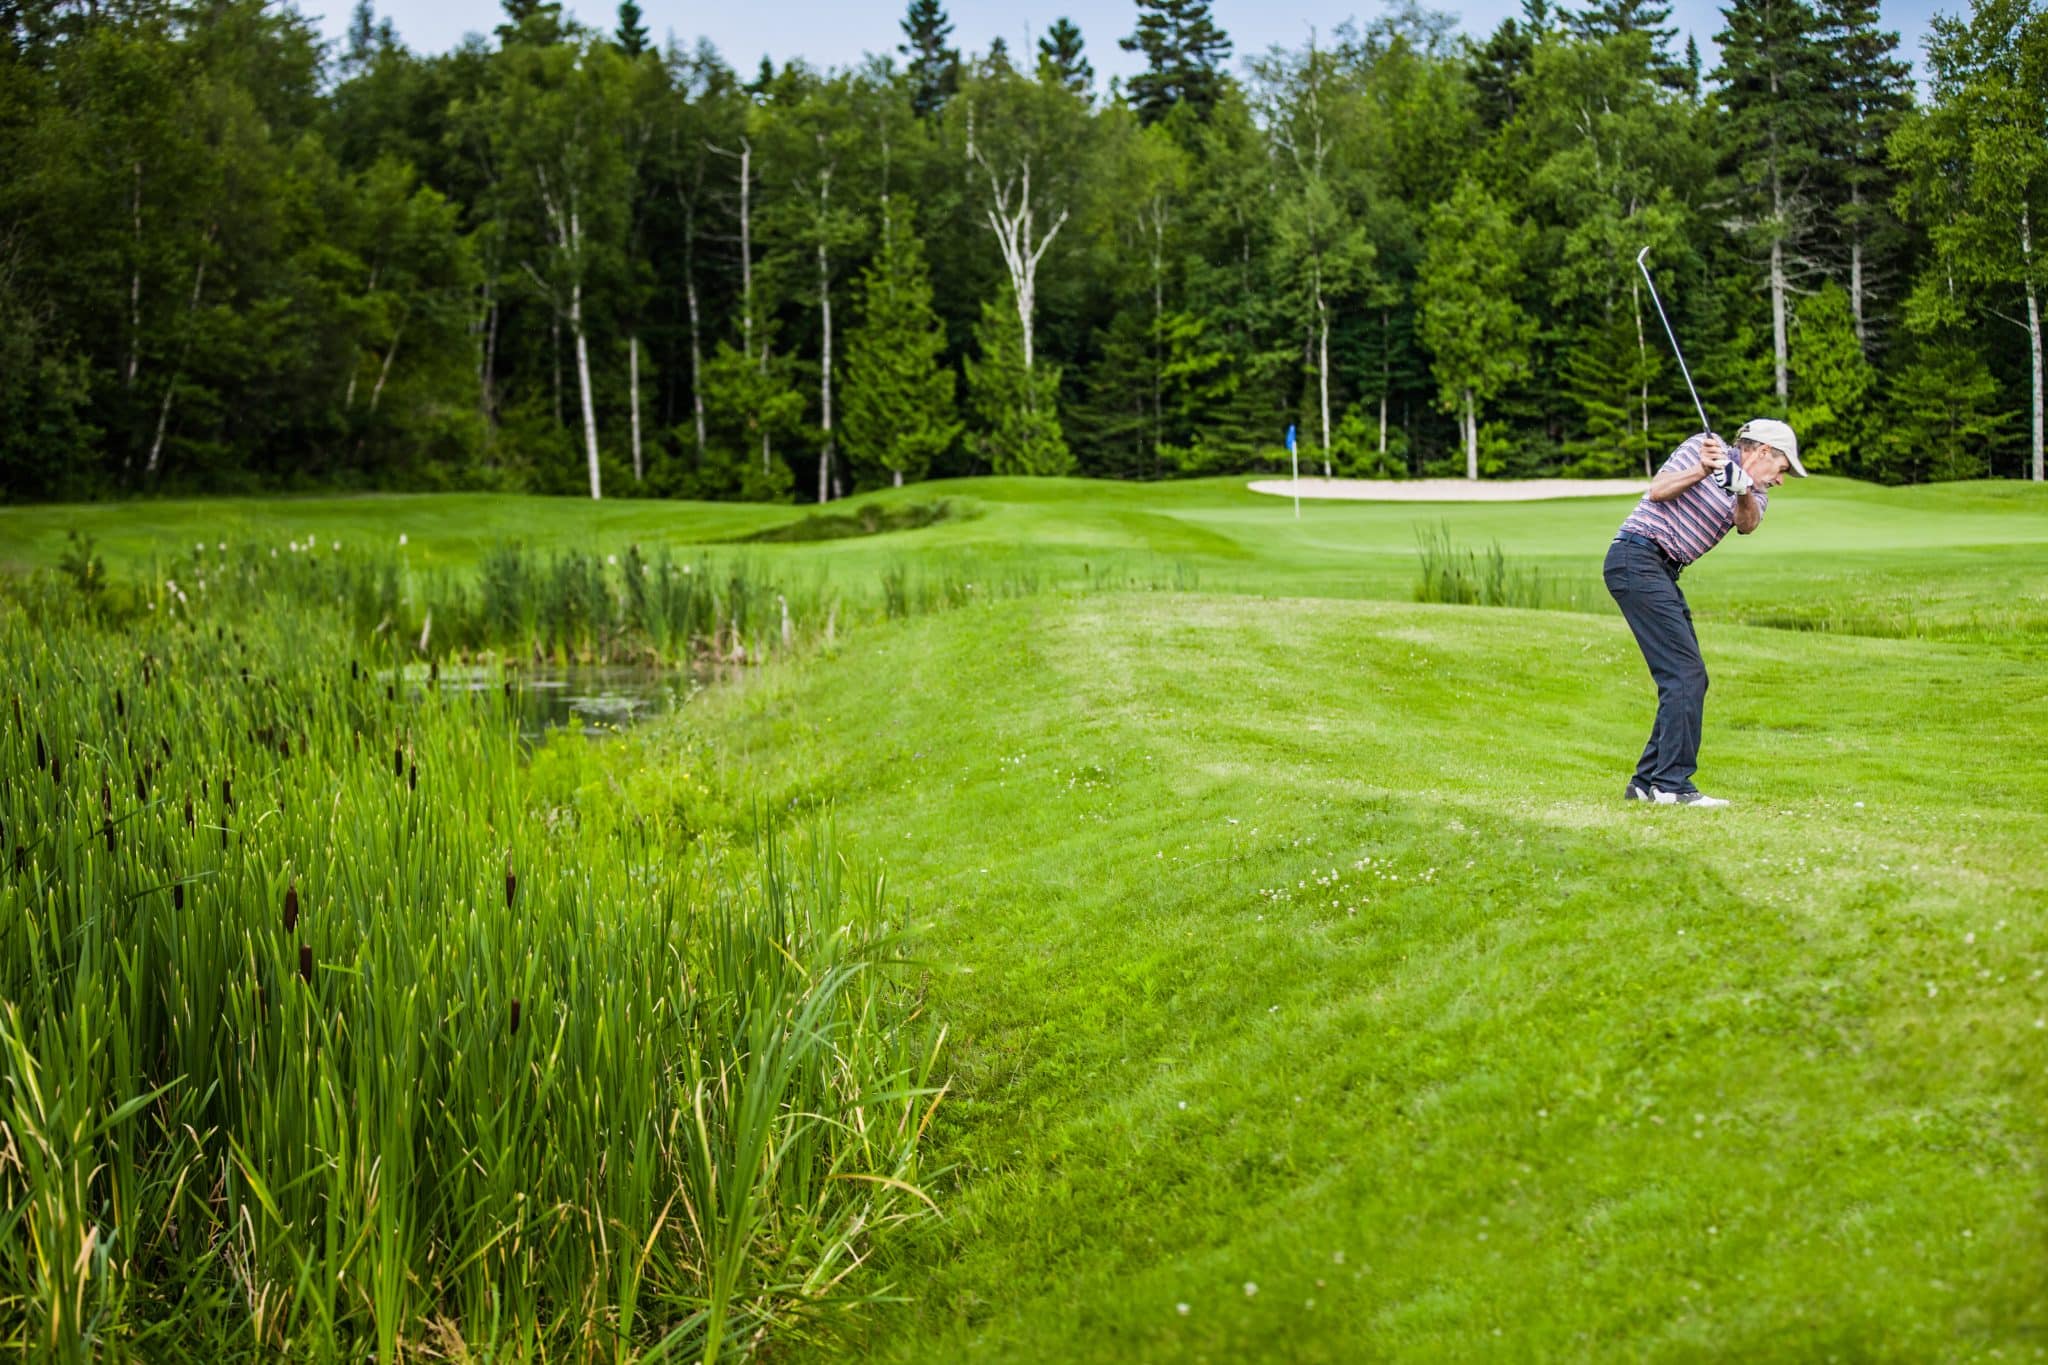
490,36,630,499
1252,36,1375,478
1890,0,2047,481
954,61,1087,464
1418,177,1532,479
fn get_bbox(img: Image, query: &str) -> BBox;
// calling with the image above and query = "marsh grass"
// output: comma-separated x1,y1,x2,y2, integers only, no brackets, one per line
0,591,940,1359
1413,522,1550,608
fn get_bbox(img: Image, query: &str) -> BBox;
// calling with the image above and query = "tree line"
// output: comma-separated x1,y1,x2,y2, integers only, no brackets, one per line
1,0,2041,503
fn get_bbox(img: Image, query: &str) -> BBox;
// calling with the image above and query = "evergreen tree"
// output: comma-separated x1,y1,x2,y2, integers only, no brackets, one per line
1867,339,2013,482
900,0,960,119
496,0,566,47
966,292,1072,475
1468,17,1534,129
1037,17,1094,97
1713,0,1833,406
614,1,650,57
842,206,959,487
1566,0,1684,85
1120,0,1234,126
1786,282,1870,471
1815,0,1911,353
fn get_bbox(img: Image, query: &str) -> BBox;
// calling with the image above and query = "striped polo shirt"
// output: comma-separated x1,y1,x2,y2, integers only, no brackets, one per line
1617,433,1767,566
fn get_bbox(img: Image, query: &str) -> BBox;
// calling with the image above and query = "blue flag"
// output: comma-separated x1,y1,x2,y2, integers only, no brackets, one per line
1285,424,1297,454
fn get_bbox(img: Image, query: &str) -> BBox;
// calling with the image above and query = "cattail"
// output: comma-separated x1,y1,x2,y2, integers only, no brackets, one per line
103,819,115,852
394,745,403,778
34,732,45,770
505,864,518,909
386,683,396,702
278,737,289,760
172,883,184,911
183,793,193,826
135,770,147,802
114,688,125,719
407,762,417,791
284,883,299,933
350,659,359,682
222,776,232,809
509,998,522,1035
50,753,61,786
429,659,439,684
299,944,312,983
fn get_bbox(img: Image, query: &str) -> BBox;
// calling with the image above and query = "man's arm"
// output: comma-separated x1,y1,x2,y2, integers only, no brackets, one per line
1734,489,1762,534
1647,434,1725,502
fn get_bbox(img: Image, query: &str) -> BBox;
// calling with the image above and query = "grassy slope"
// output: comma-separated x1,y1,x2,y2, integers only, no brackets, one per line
8,476,2048,639
690,588,2048,1359
11,479,2048,1356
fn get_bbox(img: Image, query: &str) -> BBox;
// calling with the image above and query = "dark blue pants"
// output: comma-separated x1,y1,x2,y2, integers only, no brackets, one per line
1604,536,1706,794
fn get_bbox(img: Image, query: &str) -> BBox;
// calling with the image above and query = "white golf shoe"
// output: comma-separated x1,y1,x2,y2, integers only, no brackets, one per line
1652,788,1729,808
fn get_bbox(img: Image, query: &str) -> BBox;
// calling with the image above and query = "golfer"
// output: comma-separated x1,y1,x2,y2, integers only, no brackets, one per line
1605,419,1805,807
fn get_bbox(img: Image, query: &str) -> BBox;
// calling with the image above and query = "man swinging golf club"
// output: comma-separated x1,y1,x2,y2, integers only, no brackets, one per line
1611,248,1806,807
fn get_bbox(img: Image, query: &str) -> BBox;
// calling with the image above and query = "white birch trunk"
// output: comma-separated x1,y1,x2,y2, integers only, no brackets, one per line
1768,85,1789,406
2025,205,2043,482
571,280,601,500
972,143,1069,381
629,333,643,482
1464,387,1478,481
370,321,403,412
1316,283,1332,478
686,273,706,463
144,249,208,478
1849,182,1868,353
738,138,754,361
126,161,142,391
1379,306,1390,457
817,234,834,504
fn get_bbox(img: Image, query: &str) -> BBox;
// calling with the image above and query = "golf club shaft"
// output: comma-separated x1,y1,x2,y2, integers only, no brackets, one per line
1635,248,1711,436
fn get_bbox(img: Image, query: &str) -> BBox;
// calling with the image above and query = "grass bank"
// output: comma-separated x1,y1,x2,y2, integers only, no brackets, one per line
680,587,2048,1359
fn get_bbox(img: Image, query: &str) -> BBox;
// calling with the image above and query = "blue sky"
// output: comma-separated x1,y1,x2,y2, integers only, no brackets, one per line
308,0,1949,87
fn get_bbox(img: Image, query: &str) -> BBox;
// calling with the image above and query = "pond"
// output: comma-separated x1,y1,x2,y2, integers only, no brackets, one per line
421,664,700,740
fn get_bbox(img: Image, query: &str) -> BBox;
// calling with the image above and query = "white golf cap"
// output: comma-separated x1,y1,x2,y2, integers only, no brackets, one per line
1736,418,1804,476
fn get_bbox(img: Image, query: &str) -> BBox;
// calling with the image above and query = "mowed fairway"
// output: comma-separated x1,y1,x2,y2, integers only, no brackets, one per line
693,587,2048,1360
7,476,2047,1358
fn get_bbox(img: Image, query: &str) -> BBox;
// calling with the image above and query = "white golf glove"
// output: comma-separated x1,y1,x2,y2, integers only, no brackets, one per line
1715,459,1754,496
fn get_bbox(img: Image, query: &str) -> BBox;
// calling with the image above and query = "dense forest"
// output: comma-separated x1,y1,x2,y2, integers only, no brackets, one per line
1,0,2042,502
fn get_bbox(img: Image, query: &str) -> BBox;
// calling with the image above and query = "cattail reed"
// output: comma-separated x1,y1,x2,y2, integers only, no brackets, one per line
298,944,312,983
34,732,45,770
407,762,417,791
506,864,518,909
350,659,359,682
103,819,115,852
172,883,184,911
509,998,521,1035
115,688,125,718
183,793,193,826
50,753,61,786
284,883,299,933
222,776,232,809
394,744,403,778
135,771,147,802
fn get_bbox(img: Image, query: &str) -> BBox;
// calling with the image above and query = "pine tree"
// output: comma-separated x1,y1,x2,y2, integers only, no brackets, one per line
1816,0,1912,353
966,292,1072,475
1787,282,1870,471
1868,340,2013,482
1120,0,1234,126
1037,17,1094,97
900,0,960,119
1713,0,1833,406
842,206,960,487
1417,177,1532,479
614,1,650,57
1468,17,1534,129
1566,0,1685,85
496,0,565,46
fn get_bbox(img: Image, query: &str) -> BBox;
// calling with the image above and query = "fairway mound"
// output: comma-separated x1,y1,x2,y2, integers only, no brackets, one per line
1248,475,1645,501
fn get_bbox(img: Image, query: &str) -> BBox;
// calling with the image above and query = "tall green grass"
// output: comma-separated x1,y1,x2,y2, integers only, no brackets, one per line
0,585,941,1359
1413,522,1555,609
75,536,1192,671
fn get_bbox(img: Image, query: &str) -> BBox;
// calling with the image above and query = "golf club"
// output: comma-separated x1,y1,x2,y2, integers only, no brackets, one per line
1635,246,1710,435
